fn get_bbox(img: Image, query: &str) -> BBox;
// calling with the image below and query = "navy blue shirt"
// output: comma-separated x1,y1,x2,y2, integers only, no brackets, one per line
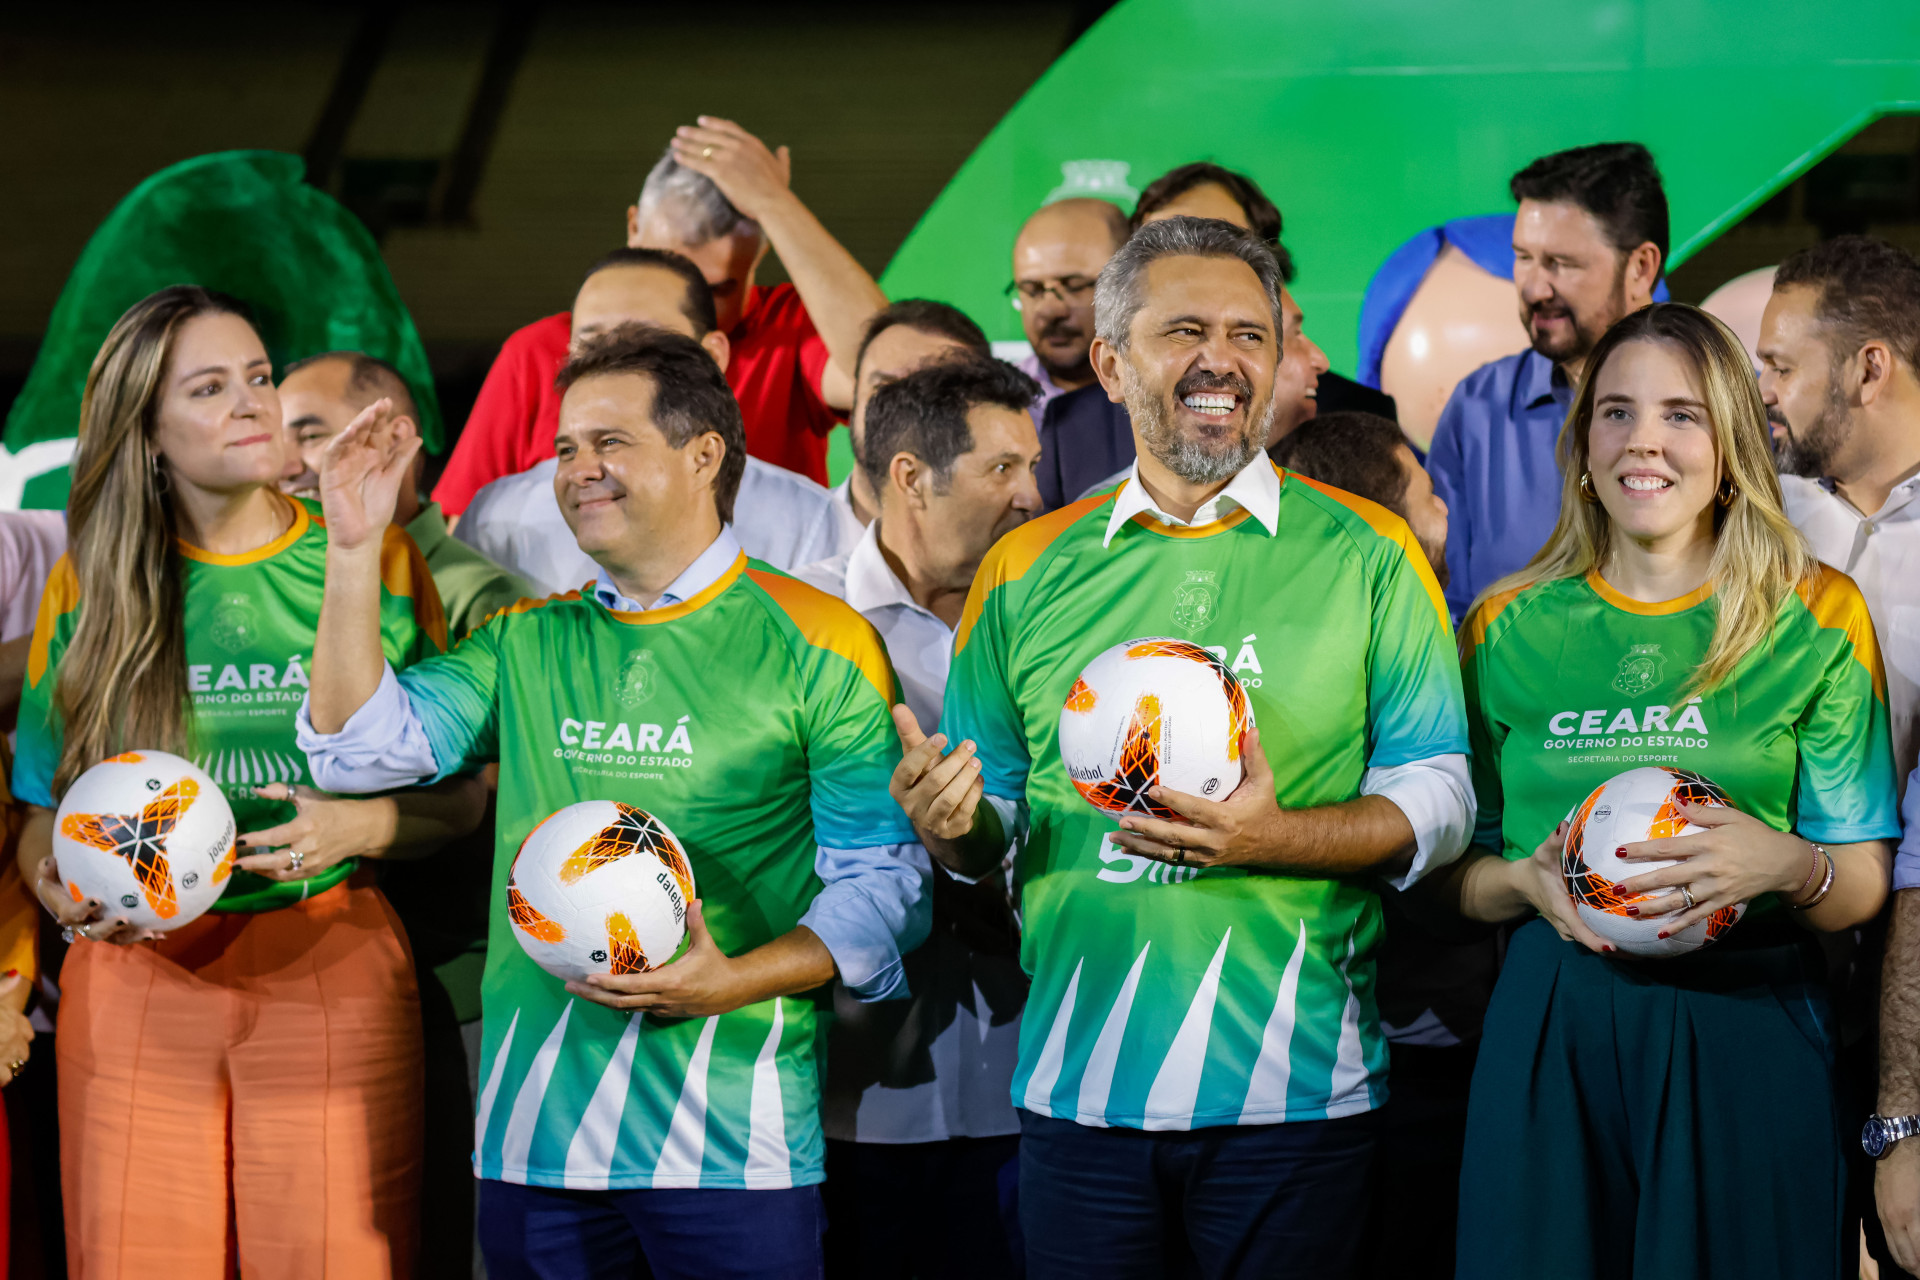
1426,347,1573,622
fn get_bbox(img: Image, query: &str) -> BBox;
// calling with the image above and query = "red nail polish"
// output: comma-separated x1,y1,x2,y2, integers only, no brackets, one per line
3,970,16,978
1624,906,1639,916
1603,946,1615,953
1615,847,1627,856
1656,931,1669,940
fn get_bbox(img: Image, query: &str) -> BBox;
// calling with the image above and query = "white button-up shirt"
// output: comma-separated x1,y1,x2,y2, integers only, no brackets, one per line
797,520,1025,1143
1782,472,1920,889
456,455,864,596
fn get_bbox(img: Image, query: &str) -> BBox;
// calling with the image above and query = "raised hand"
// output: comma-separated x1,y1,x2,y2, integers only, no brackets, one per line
888,704,983,843
669,116,793,222
318,398,418,552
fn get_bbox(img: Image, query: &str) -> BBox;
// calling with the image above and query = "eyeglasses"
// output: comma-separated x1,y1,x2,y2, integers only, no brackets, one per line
1005,277,1098,311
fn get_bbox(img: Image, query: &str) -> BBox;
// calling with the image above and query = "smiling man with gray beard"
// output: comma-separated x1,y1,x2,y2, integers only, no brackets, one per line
884,216,1473,1278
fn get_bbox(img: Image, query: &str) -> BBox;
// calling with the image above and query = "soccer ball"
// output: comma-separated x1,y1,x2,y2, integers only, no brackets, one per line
54,751,236,932
1562,766,1745,957
1058,636,1252,818
506,800,696,982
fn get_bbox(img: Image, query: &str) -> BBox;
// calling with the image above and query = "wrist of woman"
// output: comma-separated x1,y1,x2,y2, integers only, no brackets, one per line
1780,838,1824,906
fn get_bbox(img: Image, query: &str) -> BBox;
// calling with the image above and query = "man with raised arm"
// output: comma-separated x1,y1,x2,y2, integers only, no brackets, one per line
433,116,886,508
300,326,927,1278
891,216,1472,1278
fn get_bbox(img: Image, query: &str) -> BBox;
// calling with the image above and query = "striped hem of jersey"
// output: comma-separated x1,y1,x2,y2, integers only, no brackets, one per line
955,489,1117,652
743,566,896,705
1795,562,1888,705
1286,469,1451,631
176,491,309,565
476,1163,826,1191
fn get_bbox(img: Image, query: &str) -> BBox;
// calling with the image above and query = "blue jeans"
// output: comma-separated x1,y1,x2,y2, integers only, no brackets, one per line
1017,1108,1376,1280
477,1178,825,1280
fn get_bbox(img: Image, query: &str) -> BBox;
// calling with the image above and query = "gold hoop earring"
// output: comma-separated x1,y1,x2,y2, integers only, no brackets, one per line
1578,471,1599,503
1717,477,1739,507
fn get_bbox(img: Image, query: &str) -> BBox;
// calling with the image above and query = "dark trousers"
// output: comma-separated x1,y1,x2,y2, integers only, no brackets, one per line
1356,1040,1477,1280
822,1135,1022,1279
478,1178,826,1280
1016,1107,1376,1280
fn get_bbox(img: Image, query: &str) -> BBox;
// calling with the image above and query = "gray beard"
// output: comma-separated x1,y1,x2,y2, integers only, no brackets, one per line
1775,371,1854,479
1121,362,1271,487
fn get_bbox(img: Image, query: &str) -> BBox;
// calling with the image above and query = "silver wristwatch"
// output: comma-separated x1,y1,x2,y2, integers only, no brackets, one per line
1863,1113,1920,1159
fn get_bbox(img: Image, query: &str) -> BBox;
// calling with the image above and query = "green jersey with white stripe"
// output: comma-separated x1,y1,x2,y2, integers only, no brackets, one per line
940,468,1467,1131
397,551,913,1189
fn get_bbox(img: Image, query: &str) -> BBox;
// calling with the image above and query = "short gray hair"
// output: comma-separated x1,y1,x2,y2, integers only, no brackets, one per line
1093,216,1283,351
636,148,759,246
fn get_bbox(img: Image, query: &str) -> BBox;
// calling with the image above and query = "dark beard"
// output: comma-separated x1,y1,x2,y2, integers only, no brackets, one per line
1526,262,1629,366
1032,316,1092,385
1774,370,1854,479
1121,362,1271,486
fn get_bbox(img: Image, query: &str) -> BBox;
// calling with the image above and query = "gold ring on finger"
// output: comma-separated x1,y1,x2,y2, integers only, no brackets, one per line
1680,885,1695,911
702,145,715,159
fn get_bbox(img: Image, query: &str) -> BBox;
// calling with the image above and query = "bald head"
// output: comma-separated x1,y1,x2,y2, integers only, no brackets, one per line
1012,199,1129,388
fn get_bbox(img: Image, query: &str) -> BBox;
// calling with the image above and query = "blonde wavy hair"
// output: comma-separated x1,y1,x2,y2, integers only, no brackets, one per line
1475,302,1814,695
53,286,252,796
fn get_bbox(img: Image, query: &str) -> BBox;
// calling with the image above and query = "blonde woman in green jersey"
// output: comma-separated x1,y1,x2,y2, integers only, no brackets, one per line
13,287,478,1278
1437,303,1898,1280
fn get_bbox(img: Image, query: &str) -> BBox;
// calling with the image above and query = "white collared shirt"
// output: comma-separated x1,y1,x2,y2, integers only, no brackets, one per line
795,519,1024,1144
1101,454,1283,546
456,455,863,597
591,526,741,612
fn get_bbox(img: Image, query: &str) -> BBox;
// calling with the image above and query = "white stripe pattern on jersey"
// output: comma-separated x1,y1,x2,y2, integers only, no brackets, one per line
652,1016,719,1187
1075,942,1150,1127
473,1009,521,1163
1143,929,1233,1131
1021,959,1082,1115
1240,920,1309,1121
502,1002,573,1174
744,998,792,1186
563,1013,645,1189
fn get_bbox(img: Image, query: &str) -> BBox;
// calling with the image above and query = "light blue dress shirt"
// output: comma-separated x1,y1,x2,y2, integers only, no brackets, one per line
1425,347,1574,622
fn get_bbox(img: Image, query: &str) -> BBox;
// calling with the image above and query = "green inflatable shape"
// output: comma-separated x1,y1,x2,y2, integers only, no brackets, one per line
5,150,441,510
879,0,1920,377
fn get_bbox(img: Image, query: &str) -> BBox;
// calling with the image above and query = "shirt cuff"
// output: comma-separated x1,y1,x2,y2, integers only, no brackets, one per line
1894,774,1920,892
1361,753,1475,891
799,843,932,1002
295,664,440,794
940,795,1027,887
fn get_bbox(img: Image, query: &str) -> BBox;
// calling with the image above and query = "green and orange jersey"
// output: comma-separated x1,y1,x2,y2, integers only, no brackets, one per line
1462,568,1900,905
391,551,914,1190
14,495,445,911
940,465,1468,1131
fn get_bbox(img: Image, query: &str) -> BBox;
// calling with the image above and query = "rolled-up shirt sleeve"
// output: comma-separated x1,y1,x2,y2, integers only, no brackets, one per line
799,842,932,1002
1893,771,1920,892
295,663,440,794
1361,752,1475,891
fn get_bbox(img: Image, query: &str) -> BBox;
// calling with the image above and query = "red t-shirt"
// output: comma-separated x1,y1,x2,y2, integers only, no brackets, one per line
432,282,838,513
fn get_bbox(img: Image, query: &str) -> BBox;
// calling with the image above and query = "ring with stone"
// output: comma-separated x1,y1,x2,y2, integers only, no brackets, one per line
702,145,715,159
288,849,304,874
1680,885,1696,911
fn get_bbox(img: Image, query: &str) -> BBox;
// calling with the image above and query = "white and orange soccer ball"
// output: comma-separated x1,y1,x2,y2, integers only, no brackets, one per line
506,800,696,982
54,751,236,933
1058,637,1252,818
1562,766,1745,958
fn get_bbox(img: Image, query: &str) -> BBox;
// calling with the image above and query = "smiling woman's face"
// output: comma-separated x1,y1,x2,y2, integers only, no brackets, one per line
1587,337,1720,550
149,311,286,496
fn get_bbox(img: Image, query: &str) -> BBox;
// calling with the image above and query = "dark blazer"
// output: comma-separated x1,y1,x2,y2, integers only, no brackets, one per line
1035,372,1399,511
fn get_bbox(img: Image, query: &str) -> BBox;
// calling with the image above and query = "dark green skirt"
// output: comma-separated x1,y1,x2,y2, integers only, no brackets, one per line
1456,918,1845,1280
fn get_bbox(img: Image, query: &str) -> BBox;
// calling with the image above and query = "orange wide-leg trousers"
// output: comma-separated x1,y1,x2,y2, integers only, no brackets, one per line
57,878,423,1280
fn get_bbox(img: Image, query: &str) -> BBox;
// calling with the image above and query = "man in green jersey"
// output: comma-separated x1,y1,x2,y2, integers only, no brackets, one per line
298,325,927,1278
893,216,1473,1278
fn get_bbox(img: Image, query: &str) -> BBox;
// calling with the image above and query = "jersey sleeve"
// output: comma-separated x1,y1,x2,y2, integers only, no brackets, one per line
1792,571,1902,843
13,556,81,809
1459,595,1512,856
394,615,506,780
745,569,915,846
378,524,449,666
1359,516,1470,770
940,552,1034,802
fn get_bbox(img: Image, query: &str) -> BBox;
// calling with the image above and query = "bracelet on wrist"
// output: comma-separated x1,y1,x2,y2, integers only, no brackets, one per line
1790,841,1823,901
1791,843,1835,910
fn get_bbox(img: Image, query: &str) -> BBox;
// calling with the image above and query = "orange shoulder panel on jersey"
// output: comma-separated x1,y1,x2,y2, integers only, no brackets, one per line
1286,469,1450,632
1795,563,1887,704
1462,586,1526,656
744,567,895,705
474,589,585,633
26,555,80,689
955,489,1114,653
378,523,449,653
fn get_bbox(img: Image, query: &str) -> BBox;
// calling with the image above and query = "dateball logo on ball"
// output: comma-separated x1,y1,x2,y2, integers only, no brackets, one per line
1059,637,1251,818
507,800,696,981
1562,766,1745,957
54,751,237,932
